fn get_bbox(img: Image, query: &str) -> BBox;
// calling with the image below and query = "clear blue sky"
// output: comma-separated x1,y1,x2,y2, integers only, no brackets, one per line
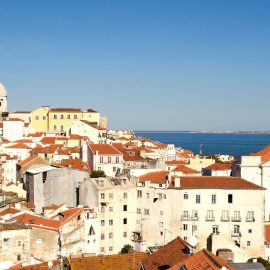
1,0,270,131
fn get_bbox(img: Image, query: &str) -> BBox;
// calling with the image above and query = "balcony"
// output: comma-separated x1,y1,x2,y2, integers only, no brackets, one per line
231,231,241,237
231,216,241,222
191,216,199,221
246,217,255,222
221,216,230,222
205,216,215,221
181,215,190,221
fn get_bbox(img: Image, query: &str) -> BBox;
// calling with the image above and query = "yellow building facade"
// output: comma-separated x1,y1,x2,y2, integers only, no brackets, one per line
31,107,100,133
8,111,32,123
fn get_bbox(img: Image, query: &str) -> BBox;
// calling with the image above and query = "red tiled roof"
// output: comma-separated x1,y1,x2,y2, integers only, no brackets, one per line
170,176,265,190
141,237,192,270
13,213,60,232
40,137,57,144
169,249,234,270
250,144,270,164
50,108,81,112
9,260,59,270
15,139,33,143
54,158,90,172
0,207,22,216
205,163,232,171
172,165,200,174
6,143,32,149
139,171,169,184
86,108,98,113
4,118,24,122
68,252,147,270
58,207,84,225
18,155,38,166
88,144,123,155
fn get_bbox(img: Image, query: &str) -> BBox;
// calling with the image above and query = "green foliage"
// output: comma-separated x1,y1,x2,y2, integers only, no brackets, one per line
120,244,134,254
90,170,106,178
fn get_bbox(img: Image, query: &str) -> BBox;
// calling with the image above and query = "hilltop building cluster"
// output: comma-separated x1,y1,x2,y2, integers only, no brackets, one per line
0,82,270,269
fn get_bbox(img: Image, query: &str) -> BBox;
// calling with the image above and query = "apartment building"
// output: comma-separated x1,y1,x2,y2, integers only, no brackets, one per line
79,177,137,255
136,174,266,262
31,107,100,133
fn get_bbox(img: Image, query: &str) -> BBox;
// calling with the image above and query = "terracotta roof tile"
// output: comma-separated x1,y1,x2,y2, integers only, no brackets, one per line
50,108,81,112
139,171,169,184
142,237,192,270
265,224,270,243
172,165,200,174
166,160,188,165
18,155,38,166
170,176,265,190
88,144,123,155
6,143,32,149
205,163,232,171
69,252,147,270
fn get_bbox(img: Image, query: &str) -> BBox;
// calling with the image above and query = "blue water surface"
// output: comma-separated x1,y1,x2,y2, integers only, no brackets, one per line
135,132,270,156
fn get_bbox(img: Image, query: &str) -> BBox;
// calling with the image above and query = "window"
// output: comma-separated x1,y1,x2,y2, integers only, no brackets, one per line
36,116,39,120
159,222,164,227
184,193,188,200
60,125,64,131
192,210,198,219
100,247,105,252
108,157,111,163
234,225,240,234
101,206,105,213
101,233,105,240
123,205,127,211
137,190,142,198
54,114,57,119
100,157,103,163
74,115,77,119
196,194,200,204
247,211,254,221
17,255,21,261
43,116,46,120
98,167,101,171
16,240,22,248
113,166,116,172
123,232,127,238
212,225,219,234
159,184,162,187
137,208,141,214
160,231,163,236
228,194,233,204
192,224,197,232
61,114,64,119
67,115,70,119
109,232,113,239
206,210,214,220
158,193,163,200
101,220,105,226
109,207,113,212
116,157,119,163
109,246,113,251
247,241,251,246
123,192,128,199
146,193,150,199
54,125,57,131
160,211,163,216
248,229,252,233
101,193,105,199
109,193,113,199
222,210,229,220
183,211,189,218
144,209,150,215
184,236,187,241
212,194,216,204
233,211,240,221
123,218,127,224
109,219,113,226
183,224,188,231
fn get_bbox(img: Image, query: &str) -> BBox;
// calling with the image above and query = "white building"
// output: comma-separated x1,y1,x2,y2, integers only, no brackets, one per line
79,177,137,255
3,118,24,142
0,82,8,113
86,144,124,177
136,174,266,262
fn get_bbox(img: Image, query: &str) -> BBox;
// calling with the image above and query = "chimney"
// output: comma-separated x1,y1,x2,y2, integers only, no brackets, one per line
174,177,181,188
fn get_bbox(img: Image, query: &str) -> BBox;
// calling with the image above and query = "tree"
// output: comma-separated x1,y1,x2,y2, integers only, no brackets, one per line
248,257,270,270
90,170,106,178
120,244,134,254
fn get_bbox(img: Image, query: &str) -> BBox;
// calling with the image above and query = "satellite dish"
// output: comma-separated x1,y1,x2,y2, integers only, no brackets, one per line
189,235,198,247
48,261,53,268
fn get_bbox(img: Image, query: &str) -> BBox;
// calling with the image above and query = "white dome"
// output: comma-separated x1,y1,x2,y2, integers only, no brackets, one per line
0,82,7,96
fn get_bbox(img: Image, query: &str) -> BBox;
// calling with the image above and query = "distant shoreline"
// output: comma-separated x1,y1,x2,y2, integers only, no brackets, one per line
135,130,270,134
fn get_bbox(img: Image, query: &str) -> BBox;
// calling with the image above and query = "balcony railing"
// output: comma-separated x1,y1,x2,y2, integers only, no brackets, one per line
231,231,241,237
246,217,255,222
181,215,190,221
205,216,215,221
221,216,230,222
191,216,199,221
231,216,241,222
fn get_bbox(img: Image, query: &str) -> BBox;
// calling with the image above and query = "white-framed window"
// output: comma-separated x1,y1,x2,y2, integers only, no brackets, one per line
61,114,64,120
109,246,113,251
100,247,105,252
123,232,127,238
109,193,113,199
160,211,163,215
247,241,251,246
144,209,149,215
101,220,105,226
212,225,219,234
109,207,113,212
212,194,216,204
184,193,188,199
137,190,142,198
109,219,113,226
123,218,127,224
183,224,188,231
137,208,141,214
196,194,200,204
101,233,105,240
123,192,128,199
109,232,113,239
